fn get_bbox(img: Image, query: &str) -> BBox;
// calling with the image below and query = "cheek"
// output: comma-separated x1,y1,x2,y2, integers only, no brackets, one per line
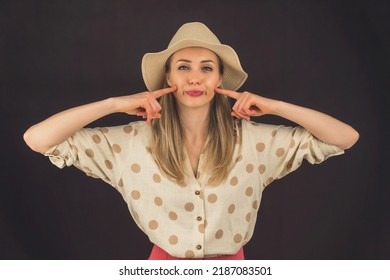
167,77,182,95
206,76,222,88
167,75,183,88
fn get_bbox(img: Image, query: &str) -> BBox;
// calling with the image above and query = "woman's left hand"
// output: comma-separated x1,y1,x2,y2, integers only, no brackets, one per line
215,88,278,120
216,88,359,150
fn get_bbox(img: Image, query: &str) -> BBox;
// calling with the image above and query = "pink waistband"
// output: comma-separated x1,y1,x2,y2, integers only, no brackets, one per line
148,244,245,260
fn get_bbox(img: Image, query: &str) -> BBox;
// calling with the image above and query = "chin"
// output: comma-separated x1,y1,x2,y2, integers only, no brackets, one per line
177,98,213,109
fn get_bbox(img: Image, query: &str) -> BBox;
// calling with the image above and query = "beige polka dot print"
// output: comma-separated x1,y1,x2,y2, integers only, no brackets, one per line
153,174,161,183
112,144,121,153
98,127,109,133
234,234,243,243
148,220,158,230
169,211,178,220
185,250,195,258
228,204,235,214
184,202,194,212
215,229,224,239
276,147,285,157
169,235,178,245
258,164,266,174
230,176,238,186
246,163,254,173
85,149,94,158
300,142,309,150
131,163,141,173
207,193,218,203
131,190,141,200
245,187,254,196
92,135,101,144
123,125,133,134
256,142,265,152
154,197,163,206
104,160,113,170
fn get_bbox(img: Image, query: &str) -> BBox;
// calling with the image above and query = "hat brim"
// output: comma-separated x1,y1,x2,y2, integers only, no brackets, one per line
142,39,248,92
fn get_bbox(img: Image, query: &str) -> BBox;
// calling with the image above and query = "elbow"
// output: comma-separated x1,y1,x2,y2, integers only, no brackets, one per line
338,128,360,150
23,127,48,154
23,128,38,152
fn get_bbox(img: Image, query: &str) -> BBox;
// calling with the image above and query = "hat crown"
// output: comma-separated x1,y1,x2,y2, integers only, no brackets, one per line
168,22,221,47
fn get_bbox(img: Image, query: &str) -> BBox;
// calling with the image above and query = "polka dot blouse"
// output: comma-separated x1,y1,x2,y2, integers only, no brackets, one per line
45,120,343,258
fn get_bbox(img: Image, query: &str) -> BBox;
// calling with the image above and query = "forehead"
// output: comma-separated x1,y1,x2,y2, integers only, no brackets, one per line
171,47,218,62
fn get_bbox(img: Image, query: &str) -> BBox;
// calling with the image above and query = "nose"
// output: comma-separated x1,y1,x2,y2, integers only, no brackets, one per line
188,71,202,85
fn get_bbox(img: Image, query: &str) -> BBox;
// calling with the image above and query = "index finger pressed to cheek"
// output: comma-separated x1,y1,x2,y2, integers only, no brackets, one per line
215,88,241,100
153,86,177,99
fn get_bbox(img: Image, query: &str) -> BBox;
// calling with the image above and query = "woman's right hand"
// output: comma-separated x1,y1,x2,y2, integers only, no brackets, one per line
113,86,176,124
24,86,177,154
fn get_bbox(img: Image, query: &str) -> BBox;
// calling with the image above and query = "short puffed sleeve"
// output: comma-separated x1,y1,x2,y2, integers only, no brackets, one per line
243,121,344,188
44,124,138,188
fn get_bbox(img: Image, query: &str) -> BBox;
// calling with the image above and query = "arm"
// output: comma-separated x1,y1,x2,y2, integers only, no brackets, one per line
272,101,359,150
24,87,176,154
215,88,359,150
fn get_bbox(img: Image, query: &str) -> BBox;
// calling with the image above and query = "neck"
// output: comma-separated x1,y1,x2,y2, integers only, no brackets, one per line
178,106,210,176
178,106,210,144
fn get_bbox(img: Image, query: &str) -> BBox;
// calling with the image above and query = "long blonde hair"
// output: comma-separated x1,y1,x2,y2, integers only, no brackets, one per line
150,55,236,186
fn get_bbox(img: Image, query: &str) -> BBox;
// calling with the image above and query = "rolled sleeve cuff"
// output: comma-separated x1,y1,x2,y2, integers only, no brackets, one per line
315,140,345,162
44,141,77,168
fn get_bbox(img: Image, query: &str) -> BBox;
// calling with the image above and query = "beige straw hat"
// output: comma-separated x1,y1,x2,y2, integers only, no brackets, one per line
141,22,248,92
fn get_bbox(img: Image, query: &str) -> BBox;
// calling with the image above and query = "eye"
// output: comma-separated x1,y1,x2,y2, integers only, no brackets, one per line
202,66,213,72
178,65,189,70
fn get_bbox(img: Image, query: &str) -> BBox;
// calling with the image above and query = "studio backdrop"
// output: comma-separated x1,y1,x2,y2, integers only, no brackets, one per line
1,0,388,259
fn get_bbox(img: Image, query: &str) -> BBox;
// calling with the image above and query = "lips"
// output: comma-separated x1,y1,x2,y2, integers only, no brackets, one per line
185,90,204,97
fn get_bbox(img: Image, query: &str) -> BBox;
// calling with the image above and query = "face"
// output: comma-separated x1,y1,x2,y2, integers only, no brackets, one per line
166,47,222,111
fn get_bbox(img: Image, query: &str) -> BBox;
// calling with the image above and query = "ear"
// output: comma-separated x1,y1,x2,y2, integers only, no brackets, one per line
217,77,222,88
166,74,172,86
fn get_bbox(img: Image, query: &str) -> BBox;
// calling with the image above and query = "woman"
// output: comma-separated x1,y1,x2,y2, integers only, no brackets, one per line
23,22,359,260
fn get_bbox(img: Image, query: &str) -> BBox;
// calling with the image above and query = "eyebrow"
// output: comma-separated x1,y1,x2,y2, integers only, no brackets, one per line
175,59,216,64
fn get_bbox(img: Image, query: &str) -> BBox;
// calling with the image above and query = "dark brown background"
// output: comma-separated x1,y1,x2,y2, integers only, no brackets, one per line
1,0,389,259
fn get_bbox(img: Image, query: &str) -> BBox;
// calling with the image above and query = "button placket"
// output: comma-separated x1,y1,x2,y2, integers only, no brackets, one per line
193,182,205,257
185,163,206,257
